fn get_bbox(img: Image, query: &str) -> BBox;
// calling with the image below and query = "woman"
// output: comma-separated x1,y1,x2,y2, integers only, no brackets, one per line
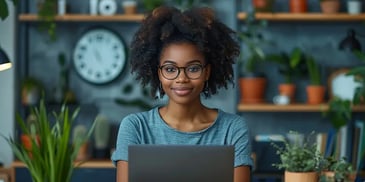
111,6,253,182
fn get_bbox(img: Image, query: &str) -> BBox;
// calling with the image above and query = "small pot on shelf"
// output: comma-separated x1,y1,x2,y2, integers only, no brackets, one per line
320,0,340,14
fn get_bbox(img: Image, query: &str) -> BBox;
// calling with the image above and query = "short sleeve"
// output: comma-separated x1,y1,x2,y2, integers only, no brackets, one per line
231,116,253,168
110,114,140,166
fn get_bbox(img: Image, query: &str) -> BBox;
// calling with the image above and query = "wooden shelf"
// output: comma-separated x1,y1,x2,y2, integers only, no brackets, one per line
237,12,365,21
18,14,145,22
237,103,365,112
12,160,114,168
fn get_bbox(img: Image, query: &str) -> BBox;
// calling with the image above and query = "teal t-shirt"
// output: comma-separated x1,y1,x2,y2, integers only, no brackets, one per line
111,107,253,168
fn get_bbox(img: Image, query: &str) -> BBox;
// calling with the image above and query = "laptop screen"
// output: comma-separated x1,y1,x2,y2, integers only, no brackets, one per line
128,145,234,182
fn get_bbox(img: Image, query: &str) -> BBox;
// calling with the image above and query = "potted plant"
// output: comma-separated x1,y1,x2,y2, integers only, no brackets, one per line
252,0,275,12
237,12,271,104
21,77,44,106
142,0,164,12
267,47,308,102
319,0,340,14
319,156,356,182
305,55,326,104
37,0,58,41
271,131,321,182
3,99,95,182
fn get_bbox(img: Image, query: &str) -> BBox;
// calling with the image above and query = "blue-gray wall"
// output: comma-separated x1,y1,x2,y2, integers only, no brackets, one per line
1,0,364,167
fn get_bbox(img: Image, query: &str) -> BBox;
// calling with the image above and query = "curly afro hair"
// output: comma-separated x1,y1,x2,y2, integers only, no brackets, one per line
129,6,240,98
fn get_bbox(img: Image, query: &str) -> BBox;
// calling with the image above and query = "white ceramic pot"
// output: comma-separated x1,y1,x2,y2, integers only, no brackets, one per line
347,0,362,15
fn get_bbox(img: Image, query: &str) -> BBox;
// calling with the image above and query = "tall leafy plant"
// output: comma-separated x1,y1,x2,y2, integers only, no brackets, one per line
2,99,95,182
322,97,352,130
237,12,270,76
306,55,321,85
267,47,308,84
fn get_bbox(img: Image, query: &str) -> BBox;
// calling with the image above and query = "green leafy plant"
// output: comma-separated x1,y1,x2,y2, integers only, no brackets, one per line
2,99,95,182
0,0,17,20
346,50,365,105
322,97,352,130
271,131,321,172
306,55,322,85
237,12,271,76
319,156,355,182
37,0,57,41
267,47,308,84
142,0,165,12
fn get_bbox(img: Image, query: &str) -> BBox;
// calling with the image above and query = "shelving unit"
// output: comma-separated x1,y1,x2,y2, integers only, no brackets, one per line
18,14,145,22
237,103,365,112
237,12,365,21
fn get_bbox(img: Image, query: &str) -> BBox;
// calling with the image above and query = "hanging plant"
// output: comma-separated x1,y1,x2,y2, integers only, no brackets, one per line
0,0,17,20
37,0,58,41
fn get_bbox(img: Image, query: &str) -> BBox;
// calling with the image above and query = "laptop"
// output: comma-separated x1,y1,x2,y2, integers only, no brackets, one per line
128,145,234,182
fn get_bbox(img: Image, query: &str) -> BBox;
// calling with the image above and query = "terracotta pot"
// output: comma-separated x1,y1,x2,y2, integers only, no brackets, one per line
321,171,335,182
252,0,275,12
278,83,296,103
21,134,41,158
320,0,340,14
306,85,326,104
239,77,267,104
285,171,318,182
289,0,308,13
76,142,90,161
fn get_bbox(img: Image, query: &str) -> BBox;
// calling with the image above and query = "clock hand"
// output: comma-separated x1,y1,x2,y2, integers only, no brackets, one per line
94,49,102,62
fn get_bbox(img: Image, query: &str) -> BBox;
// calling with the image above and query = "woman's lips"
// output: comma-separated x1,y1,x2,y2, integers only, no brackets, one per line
172,87,192,96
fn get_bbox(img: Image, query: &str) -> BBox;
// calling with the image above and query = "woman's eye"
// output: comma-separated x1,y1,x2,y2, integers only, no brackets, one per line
187,65,202,72
164,66,177,72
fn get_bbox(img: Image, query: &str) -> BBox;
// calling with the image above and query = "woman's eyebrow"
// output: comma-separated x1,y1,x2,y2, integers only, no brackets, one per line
160,60,204,65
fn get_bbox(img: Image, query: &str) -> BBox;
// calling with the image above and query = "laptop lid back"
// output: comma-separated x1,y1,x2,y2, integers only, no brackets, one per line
128,145,234,182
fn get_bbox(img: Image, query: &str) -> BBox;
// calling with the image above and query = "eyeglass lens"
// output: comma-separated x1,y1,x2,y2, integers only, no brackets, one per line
160,64,204,80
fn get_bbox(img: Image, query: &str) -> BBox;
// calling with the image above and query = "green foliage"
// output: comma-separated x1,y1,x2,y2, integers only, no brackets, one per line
346,50,365,105
37,0,57,41
306,55,322,85
322,97,352,130
237,12,271,76
267,47,308,83
271,131,321,172
142,0,164,12
0,0,17,20
21,77,43,90
319,156,354,182
2,99,95,182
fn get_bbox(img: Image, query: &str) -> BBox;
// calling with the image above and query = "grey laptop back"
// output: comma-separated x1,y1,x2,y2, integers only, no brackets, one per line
128,145,234,182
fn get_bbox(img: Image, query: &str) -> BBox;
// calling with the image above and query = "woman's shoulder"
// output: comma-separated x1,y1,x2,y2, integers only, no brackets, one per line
121,107,159,125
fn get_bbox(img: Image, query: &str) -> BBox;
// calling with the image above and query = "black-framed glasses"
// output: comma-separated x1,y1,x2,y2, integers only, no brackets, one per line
159,64,206,80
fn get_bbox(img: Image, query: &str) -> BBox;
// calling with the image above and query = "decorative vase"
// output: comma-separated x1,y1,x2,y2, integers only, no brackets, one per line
306,85,326,104
289,0,308,13
320,0,340,14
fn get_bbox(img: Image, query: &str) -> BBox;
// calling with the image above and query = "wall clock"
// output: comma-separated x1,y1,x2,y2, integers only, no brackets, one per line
73,27,127,84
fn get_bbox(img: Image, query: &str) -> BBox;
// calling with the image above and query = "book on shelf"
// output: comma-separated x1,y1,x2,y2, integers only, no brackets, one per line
355,120,365,171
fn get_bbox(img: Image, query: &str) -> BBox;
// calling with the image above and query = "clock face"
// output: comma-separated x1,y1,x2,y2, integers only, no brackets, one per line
73,28,127,84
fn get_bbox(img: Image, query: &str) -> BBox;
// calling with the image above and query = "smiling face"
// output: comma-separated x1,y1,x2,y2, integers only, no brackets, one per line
158,42,210,105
